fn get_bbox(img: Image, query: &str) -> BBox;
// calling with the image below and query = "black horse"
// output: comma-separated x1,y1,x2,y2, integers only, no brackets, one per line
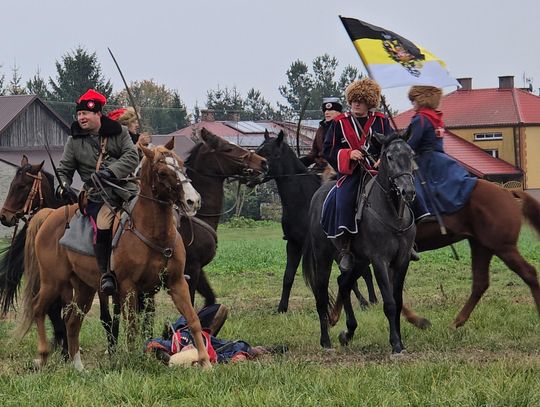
303,133,416,353
254,130,377,313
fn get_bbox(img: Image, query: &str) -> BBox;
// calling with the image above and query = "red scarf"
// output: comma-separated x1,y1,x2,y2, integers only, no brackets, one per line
416,107,444,129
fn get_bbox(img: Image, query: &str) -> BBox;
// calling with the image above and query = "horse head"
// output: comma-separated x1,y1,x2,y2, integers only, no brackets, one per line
139,139,201,216
253,130,304,181
374,132,416,203
188,127,267,182
0,155,46,227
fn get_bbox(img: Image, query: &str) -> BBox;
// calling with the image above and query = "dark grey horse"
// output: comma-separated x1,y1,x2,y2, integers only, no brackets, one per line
254,130,377,313
303,133,416,353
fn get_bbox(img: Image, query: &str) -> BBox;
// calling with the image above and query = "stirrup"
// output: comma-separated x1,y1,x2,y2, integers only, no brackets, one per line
338,251,355,272
100,272,118,295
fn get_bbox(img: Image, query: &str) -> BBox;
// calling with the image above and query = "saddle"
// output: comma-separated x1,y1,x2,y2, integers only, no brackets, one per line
355,173,376,224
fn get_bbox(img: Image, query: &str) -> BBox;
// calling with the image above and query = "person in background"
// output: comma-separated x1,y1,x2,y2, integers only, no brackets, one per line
300,97,342,171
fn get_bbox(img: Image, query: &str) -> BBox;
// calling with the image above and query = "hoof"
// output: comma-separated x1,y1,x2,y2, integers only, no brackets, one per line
416,318,432,330
338,331,350,346
277,306,287,314
390,350,408,360
200,360,213,370
33,358,44,369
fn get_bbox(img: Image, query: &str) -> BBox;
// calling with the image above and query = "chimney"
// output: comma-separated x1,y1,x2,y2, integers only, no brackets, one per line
226,111,241,122
200,109,215,122
498,76,514,89
457,77,472,90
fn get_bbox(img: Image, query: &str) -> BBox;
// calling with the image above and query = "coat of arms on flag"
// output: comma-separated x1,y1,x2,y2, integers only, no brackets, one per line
340,16,459,89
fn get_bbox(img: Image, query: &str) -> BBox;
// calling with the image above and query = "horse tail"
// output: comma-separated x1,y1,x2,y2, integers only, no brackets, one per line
13,209,53,339
0,224,28,315
302,237,336,317
513,191,540,236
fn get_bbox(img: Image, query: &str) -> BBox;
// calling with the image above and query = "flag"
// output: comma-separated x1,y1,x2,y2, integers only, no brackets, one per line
340,16,459,89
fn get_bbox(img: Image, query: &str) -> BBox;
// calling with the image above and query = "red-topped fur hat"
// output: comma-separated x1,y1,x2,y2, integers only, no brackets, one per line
76,89,107,113
108,107,138,125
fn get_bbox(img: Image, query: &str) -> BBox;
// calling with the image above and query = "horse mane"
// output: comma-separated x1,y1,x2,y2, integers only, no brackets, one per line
185,142,204,166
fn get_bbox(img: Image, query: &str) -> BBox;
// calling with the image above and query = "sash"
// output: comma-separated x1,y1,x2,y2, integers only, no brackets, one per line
335,112,381,176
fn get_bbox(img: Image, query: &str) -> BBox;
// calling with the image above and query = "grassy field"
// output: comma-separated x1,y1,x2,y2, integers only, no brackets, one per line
0,222,539,406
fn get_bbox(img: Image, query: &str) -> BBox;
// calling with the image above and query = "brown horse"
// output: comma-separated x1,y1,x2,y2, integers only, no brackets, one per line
402,181,540,328
330,180,540,329
15,140,211,370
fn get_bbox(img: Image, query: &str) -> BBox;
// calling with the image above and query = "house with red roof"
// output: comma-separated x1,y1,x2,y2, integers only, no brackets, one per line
394,76,540,189
168,109,315,153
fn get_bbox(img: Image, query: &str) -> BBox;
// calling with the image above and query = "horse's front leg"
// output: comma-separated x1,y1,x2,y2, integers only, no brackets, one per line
168,261,211,368
371,259,403,354
278,240,303,313
119,281,138,351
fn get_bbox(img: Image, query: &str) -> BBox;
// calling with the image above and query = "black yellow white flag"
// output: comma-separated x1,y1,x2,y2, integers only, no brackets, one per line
340,16,459,88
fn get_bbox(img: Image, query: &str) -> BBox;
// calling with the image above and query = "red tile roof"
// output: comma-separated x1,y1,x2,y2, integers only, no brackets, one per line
394,88,540,129
441,130,521,177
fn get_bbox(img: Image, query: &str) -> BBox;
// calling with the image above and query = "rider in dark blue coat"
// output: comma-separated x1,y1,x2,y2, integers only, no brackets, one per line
406,86,477,222
322,78,393,271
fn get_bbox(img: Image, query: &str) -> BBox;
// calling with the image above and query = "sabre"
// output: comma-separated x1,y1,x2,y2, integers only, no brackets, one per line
107,47,143,132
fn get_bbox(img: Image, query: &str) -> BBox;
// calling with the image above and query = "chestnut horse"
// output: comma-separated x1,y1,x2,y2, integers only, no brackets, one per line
401,181,540,329
14,141,211,370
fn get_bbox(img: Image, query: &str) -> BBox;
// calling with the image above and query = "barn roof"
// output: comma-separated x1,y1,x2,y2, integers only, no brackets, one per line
0,94,70,137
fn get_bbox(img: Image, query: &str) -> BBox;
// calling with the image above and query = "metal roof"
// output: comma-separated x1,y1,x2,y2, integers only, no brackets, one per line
223,121,268,134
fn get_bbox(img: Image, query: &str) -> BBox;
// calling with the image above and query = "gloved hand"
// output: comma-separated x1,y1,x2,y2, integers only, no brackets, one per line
94,168,115,181
55,184,78,204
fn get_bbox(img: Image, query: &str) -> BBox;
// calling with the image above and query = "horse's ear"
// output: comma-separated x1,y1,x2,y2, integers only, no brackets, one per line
164,137,175,150
21,155,28,167
264,129,270,140
277,130,284,145
201,127,220,149
139,144,155,161
36,160,45,172
373,131,396,146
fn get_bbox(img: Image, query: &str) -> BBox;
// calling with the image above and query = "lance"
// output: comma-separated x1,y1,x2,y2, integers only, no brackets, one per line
107,47,143,132
295,97,310,156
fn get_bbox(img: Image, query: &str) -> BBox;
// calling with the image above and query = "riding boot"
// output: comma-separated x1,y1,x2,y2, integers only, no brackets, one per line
334,232,355,272
94,229,116,296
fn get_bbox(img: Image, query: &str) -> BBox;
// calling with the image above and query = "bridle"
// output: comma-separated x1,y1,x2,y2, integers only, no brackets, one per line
1,169,45,244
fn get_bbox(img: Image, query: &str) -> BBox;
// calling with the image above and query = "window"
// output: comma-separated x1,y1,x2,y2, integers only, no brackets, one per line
483,149,499,158
474,132,503,141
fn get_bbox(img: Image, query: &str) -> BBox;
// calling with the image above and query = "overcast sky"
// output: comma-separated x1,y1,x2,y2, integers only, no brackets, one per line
2,0,539,115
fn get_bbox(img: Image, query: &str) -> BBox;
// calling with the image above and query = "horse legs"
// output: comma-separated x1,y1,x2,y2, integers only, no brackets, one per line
401,303,432,329
97,292,117,354
495,247,540,315
197,268,217,307
137,292,156,340
336,267,362,346
372,259,403,354
278,240,302,313
64,281,95,371
33,282,61,368
361,266,378,304
351,282,369,308
118,281,138,351
168,276,211,368
453,240,493,328
48,297,68,359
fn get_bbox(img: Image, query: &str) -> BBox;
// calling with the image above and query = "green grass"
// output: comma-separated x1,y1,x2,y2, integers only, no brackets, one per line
1,222,539,406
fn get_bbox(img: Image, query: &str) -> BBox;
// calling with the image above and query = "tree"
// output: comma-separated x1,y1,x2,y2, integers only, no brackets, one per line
205,86,244,120
49,46,113,102
113,79,189,133
243,88,277,120
26,69,50,98
6,64,27,95
0,67,5,96
278,54,364,119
